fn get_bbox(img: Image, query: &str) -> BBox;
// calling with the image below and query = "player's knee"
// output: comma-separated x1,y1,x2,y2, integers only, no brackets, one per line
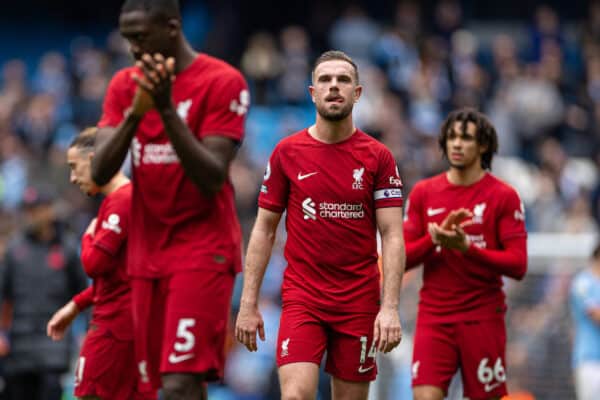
161,373,205,400
413,385,444,400
281,386,315,400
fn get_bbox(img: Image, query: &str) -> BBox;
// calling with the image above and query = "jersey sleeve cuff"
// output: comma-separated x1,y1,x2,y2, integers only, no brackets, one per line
258,200,286,214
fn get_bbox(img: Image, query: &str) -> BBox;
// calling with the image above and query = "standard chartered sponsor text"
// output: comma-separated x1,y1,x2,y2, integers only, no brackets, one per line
142,143,179,164
319,202,364,219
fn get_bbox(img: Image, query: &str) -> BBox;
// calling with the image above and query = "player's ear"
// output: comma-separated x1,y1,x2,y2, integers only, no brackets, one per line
308,85,316,103
167,18,180,38
353,84,362,103
479,143,488,155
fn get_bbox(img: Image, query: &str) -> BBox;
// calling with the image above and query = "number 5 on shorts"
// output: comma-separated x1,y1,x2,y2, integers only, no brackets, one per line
174,318,196,352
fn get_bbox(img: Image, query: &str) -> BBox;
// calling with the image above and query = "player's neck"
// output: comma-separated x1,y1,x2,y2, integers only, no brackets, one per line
174,39,198,73
101,173,130,196
447,165,486,186
309,117,355,144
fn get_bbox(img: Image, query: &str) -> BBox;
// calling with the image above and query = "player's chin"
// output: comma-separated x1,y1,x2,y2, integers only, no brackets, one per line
320,108,351,122
448,161,466,170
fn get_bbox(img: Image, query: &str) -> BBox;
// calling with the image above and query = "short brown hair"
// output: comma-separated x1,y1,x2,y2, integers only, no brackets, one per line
312,50,359,83
438,108,498,170
69,126,97,151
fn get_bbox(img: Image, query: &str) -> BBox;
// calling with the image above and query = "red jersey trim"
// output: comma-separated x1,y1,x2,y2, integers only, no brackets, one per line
258,201,286,214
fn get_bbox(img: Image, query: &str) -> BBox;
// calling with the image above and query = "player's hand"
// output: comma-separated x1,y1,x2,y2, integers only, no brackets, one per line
130,84,155,117
440,208,472,230
429,208,472,245
47,301,79,341
430,223,470,252
235,303,265,352
85,218,97,237
373,306,402,353
133,53,176,110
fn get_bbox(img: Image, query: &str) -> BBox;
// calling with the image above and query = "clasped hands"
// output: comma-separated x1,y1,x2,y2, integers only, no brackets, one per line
428,208,473,252
130,53,176,116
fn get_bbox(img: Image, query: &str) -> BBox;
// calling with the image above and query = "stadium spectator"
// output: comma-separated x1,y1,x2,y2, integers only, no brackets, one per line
91,0,249,399
235,50,405,400
570,242,600,400
0,185,88,400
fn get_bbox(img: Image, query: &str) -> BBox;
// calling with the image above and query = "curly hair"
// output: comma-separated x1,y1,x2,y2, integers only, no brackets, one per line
438,107,498,170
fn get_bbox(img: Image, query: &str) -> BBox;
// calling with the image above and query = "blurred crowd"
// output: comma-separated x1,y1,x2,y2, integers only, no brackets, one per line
0,1,599,399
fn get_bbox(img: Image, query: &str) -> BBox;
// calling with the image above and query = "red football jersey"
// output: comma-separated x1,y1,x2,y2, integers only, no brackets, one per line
85,183,132,340
98,55,248,277
258,129,403,313
404,172,527,323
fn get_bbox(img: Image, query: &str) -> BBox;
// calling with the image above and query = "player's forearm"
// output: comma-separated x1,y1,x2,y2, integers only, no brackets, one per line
464,237,527,280
380,232,406,309
92,117,139,185
405,234,436,270
158,106,227,195
240,228,277,307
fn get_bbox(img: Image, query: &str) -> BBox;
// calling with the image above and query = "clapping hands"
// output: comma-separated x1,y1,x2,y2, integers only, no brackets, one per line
428,208,473,252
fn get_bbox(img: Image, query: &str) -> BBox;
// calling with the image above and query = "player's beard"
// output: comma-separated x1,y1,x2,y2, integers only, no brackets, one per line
316,101,354,122
448,161,466,170
448,155,479,171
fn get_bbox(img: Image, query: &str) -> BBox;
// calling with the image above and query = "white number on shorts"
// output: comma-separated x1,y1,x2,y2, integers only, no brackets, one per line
359,336,377,364
174,318,196,352
75,356,85,385
477,357,506,384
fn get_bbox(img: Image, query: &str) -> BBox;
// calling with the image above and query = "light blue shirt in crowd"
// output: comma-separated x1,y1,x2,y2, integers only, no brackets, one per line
570,269,600,367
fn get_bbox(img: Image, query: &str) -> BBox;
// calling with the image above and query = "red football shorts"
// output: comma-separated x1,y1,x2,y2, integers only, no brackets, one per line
276,301,378,382
412,318,508,399
74,325,137,400
131,269,235,395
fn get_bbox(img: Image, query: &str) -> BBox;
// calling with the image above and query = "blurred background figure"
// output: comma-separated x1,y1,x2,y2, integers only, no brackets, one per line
570,242,600,400
0,185,87,400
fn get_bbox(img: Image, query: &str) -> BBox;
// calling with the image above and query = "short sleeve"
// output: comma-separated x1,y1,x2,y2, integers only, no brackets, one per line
94,198,129,256
373,147,403,208
403,183,426,240
257,144,289,213
198,70,249,142
498,188,527,242
98,69,132,128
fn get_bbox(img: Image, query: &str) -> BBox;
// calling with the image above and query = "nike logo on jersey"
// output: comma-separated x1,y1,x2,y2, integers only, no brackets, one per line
427,207,446,217
484,382,501,392
298,172,318,180
168,353,194,364
358,365,375,374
